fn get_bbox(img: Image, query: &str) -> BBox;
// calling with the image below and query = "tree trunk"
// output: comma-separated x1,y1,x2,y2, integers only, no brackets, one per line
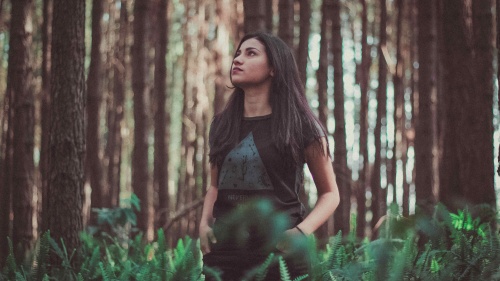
497,0,500,179
415,0,437,214
389,0,403,205
108,0,128,208
265,0,273,32
440,0,495,209
213,0,233,114
87,0,106,226
371,0,387,236
357,0,370,238
466,0,495,206
177,0,197,241
243,0,266,33
47,0,86,266
297,0,310,86
315,0,331,244
9,0,35,263
155,0,170,230
331,0,350,235
0,41,14,270
132,0,153,240
40,0,52,235
278,0,293,48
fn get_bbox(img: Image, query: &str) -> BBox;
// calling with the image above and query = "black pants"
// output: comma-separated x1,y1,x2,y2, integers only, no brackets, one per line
203,250,309,281
202,221,310,281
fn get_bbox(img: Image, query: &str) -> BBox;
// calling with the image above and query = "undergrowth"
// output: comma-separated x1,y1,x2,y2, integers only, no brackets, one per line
1,198,499,281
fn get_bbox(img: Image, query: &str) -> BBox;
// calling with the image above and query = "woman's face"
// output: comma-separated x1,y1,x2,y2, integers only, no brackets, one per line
231,38,274,88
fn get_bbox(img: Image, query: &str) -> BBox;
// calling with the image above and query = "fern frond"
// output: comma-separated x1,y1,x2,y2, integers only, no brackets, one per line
6,237,17,281
32,231,51,281
292,274,309,281
279,256,291,281
202,266,223,281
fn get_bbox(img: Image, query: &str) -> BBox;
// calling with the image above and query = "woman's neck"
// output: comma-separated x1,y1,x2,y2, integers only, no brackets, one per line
243,87,272,117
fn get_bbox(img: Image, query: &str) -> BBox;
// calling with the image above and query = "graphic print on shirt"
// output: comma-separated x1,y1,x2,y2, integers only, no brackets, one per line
218,132,273,190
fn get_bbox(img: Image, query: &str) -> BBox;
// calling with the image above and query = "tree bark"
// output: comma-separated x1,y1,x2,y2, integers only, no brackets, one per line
108,0,128,208
297,0,311,86
497,0,500,179
243,0,266,33
155,0,170,230
466,0,495,207
265,0,273,32
87,0,106,226
9,0,35,263
357,0,370,238
331,0,350,235
278,0,294,48
439,0,496,210
315,0,331,244
213,0,233,114
40,0,52,235
47,0,86,266
132,0,153,240
0,28,14,270
371,0,387,235
415,0,437,214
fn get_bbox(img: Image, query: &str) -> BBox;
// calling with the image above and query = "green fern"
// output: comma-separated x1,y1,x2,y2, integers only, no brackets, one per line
99,262,111,281
31,231,51,281
5,237,17,281
278,256,291,281
240,252,276,281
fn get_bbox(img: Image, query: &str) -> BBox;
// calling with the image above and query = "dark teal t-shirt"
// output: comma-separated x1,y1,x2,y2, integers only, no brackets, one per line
209,114,320,226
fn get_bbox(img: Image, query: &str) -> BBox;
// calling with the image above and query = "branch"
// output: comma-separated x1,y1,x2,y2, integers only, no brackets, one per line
162,198,204,231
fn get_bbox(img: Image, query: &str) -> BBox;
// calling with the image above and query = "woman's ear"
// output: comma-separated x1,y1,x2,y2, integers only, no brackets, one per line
270,69,275,77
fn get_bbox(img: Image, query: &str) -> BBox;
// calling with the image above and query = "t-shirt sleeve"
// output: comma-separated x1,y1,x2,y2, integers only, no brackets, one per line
302,119,326,148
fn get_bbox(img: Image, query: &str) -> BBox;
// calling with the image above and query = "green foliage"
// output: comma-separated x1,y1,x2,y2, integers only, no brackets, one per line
2,199,499,281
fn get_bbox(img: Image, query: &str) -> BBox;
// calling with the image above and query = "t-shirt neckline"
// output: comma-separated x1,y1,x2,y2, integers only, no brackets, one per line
243,114,272,121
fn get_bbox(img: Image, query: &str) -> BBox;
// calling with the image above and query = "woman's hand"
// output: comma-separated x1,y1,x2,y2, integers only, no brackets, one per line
199,224,217,255
275,227,306,254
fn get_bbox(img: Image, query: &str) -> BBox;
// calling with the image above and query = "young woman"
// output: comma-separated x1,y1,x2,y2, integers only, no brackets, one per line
199,32,340,280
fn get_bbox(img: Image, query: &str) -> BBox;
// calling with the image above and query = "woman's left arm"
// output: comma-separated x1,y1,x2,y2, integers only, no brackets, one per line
294,136,340,235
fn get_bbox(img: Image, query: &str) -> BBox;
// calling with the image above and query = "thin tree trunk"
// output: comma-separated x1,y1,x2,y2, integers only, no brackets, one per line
315,0,331,244
331,0,350,235
297,0,310,86
357,0,370,238
415,0,437,214
40,0,52,235
154,0,170,231
278,0,293,48
371,0,387,236
243,0,266,33
0,47,13,270
87,0,106,225
132,0,153,240
389,0,404,205
265,0,273,32
497,0,500,179
47,0,86,266
9,0,35,263
108,0,128,208
213,0,232,114
177,0,196,241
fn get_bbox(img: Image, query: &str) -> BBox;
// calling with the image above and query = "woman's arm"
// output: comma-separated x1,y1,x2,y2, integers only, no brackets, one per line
295,137,340,235
199,165,219,254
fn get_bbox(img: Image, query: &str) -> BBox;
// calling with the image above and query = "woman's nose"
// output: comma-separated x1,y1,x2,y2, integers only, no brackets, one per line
233,56,242,65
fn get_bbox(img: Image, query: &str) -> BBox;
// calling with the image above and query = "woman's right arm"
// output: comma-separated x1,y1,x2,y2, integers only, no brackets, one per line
199,164,219,255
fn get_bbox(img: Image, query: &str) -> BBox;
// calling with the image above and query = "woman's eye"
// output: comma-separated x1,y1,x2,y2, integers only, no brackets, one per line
248,51,256,56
